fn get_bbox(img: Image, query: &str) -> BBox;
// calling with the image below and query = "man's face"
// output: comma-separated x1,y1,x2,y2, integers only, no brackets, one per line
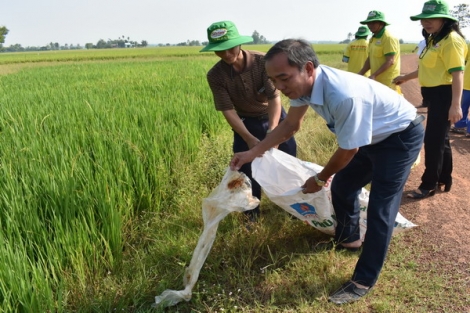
366,21,383,34
265,52,313,100
214,46,240,65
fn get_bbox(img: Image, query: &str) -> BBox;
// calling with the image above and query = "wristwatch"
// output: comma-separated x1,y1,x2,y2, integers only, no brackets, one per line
314,174,326,187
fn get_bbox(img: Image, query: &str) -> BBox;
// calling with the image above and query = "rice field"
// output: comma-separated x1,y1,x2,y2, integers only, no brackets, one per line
0,48,232,311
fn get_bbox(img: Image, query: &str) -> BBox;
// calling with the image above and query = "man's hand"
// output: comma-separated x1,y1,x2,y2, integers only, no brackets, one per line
246,137,260,149
301,176,322,194
230,150,257,171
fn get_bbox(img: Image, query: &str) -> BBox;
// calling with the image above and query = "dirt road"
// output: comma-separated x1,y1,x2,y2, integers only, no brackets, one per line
398,54,470,288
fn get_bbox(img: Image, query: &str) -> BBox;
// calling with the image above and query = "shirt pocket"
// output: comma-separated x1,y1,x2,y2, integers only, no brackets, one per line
372,44,383,57
255,86,268,103
421,49,438,68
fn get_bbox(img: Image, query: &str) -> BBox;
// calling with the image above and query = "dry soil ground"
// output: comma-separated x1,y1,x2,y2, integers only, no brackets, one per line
398,54,470,297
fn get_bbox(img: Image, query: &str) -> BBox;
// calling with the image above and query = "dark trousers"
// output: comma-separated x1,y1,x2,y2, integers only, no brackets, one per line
420,85,453,190
331,122,424,287
233,110,297,215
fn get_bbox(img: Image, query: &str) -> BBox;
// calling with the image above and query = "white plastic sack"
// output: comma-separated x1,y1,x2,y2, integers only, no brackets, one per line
154,168,260,308
252,149,416,240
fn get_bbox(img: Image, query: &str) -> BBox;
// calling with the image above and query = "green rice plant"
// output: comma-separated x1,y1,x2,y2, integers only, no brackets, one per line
0,56,226,311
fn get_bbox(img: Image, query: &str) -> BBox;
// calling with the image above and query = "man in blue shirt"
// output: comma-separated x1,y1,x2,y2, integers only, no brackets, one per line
230,39,424,304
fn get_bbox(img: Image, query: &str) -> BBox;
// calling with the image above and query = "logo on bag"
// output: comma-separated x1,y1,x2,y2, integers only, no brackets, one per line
291,202,319,218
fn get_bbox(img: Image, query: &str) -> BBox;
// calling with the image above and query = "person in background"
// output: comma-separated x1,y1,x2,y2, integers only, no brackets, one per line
342,26,371,76
230,39,424,304
393,0,466,198
451,42,470,137
200,21,297,222
358,10,402,94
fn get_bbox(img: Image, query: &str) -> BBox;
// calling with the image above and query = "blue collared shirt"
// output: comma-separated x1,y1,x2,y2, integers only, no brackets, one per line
290,65,416,149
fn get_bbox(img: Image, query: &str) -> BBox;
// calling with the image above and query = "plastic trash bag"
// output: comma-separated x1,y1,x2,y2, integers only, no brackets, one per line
252,149,416,239
154,168,260,308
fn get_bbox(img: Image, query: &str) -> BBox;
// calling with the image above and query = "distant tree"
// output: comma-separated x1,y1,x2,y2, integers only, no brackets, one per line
0,26,9,47
96,39,107,49
141,40,148,47
450,3,470,28
85,43,93,49
4,43,23,52
399,38,404,44
347,32,353,41
251,30,269,44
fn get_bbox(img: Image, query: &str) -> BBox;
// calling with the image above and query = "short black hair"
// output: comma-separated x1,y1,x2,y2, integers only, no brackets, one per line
265,39,320,70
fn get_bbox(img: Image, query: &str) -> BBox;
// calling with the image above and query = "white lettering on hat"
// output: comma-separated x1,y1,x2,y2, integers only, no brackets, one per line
368,11,377,17
424,4,437,12
210,29,228,39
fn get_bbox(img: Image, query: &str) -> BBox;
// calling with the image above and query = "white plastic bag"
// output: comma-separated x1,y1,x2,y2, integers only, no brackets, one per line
252,149,416,239
154,168,260,308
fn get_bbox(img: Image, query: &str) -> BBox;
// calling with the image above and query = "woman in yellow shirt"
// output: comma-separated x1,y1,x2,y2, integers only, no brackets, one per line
393,0,466,198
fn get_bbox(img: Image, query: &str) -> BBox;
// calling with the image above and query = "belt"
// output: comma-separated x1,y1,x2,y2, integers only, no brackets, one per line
404,114,425,131
238,114,269,120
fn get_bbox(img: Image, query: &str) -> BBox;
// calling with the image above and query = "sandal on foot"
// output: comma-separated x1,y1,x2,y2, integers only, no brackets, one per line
328,281,371,305
407,188,436,199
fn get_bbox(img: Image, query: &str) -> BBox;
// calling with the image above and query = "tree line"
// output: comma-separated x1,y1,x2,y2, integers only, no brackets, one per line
0,28,269,53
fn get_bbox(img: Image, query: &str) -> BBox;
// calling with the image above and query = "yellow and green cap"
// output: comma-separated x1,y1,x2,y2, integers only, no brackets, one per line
410,0,457,21
360,10,390,25
200,21,253,52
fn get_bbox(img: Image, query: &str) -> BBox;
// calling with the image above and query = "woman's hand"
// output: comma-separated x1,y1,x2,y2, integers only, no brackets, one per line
449,104,463,124
392,75,407,85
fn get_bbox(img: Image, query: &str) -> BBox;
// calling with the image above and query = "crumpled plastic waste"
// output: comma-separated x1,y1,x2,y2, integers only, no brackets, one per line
153,168,259,308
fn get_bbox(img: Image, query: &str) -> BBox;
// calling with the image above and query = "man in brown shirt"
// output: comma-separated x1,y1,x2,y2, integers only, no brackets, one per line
200,21,297,222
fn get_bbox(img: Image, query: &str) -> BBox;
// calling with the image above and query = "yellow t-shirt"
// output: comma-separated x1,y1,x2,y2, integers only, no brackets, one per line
462,43,470,91
343,38,370,75
369,28,401,92
418,31,467,87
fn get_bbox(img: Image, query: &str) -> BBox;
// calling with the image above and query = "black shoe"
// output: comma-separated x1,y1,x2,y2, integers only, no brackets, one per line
312,240,361,252
438,182,452,192
407,187,436,199
328,281,371,305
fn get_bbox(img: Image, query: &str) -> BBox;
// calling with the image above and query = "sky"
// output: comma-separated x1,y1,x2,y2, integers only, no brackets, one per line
0,0,468,47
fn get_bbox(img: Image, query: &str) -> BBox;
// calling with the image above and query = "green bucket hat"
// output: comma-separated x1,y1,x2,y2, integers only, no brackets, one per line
200,21,253,52
360,10,390,25
355,26,371,37
410,0,458,21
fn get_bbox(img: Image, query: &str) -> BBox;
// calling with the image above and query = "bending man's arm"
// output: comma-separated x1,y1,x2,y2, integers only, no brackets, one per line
222,109,260,149
266,95,282,131
230,105,308,170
